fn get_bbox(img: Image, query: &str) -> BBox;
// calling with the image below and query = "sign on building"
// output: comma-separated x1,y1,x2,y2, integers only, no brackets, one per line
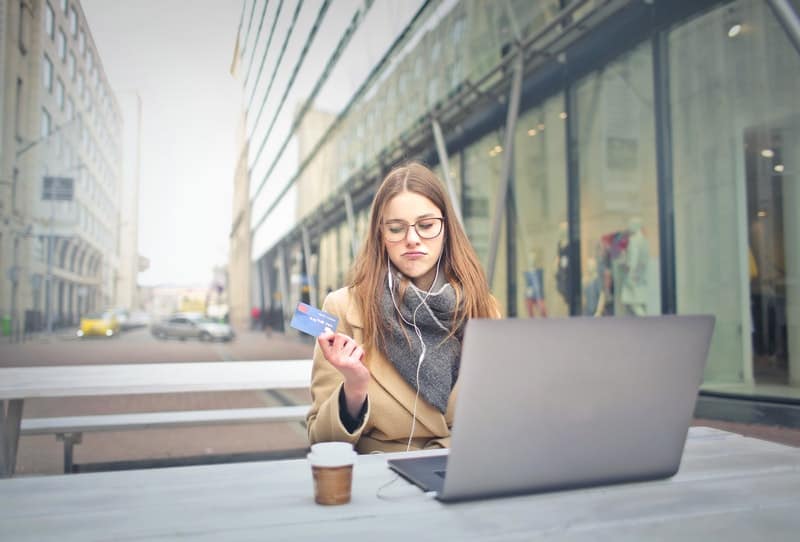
42,176,74,201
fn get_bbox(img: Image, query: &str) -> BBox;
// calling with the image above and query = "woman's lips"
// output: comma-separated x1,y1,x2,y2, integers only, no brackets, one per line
403,252,426,260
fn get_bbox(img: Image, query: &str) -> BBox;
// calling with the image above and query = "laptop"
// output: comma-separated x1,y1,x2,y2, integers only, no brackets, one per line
388,315,715,502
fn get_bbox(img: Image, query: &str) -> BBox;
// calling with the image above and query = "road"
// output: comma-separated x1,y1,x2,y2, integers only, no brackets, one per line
1,326,315,476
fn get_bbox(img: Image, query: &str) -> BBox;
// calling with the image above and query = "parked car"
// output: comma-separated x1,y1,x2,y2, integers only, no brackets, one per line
150,313,235,342
126,311,152,329
77,311,121,338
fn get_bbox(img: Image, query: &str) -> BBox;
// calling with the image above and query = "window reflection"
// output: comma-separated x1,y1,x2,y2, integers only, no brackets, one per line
513,95,568,318
575,42,660,318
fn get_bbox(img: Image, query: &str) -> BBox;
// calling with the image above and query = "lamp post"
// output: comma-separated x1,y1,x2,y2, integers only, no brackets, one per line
6,225,34,342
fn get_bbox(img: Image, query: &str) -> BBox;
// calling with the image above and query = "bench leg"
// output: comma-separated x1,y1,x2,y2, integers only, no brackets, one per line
1,399,24,478
56,433,83,474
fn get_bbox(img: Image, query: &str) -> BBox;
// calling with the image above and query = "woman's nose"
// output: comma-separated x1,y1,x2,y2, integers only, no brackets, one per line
405,225,421,243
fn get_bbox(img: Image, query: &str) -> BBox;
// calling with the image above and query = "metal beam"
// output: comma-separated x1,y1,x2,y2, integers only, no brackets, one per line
487,50,524,286
431,118,463,224
653,30,676,314
767,0,800,57
301,226,318,308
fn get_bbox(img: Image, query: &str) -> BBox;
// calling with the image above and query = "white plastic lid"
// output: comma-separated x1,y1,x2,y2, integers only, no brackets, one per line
307,451,356,467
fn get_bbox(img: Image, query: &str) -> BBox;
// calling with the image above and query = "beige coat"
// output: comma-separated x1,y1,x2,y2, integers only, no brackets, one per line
306,287,461,453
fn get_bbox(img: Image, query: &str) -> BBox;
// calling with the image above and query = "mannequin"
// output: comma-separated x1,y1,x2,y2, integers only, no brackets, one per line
620,217,649,316
582,257,605,317
523,250,547,317
554,222,570,306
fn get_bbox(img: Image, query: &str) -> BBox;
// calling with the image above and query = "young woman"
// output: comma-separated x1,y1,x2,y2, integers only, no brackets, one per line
306,162,498,453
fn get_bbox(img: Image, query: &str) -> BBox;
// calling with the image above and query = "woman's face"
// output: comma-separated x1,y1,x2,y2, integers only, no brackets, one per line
382,191,445,290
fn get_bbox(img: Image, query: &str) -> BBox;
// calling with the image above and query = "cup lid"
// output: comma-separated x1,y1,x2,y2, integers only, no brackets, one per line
307,451,356,467
310,442,354,455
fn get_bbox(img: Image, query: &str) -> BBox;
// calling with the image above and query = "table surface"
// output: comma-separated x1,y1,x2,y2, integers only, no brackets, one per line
1,427,798,541
0,360,312,399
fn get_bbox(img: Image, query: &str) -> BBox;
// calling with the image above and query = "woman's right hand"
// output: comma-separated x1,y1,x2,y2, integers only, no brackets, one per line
318,330,369,417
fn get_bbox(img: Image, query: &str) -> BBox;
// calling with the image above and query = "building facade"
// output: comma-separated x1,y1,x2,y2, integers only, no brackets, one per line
1,0,128,336
232,0,800,403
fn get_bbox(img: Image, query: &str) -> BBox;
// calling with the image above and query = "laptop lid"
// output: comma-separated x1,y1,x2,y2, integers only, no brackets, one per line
389,315,714,502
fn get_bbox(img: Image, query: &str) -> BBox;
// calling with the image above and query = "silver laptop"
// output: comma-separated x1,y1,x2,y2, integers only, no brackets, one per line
388,315,715,502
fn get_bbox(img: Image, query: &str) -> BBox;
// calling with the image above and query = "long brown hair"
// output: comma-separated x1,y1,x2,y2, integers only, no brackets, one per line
349,161,496,355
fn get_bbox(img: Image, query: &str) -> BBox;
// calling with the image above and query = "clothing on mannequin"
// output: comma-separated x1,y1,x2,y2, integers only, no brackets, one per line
554,222,570,306
523,250,547,317
582,257,605,317
599,230,629,316
619,217,649,316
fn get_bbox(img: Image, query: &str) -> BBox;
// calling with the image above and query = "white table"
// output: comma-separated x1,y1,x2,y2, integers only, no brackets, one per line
0,427,798,541
0,360,312,477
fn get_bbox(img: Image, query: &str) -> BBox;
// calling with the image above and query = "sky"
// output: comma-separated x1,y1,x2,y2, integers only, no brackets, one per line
82,0,244,287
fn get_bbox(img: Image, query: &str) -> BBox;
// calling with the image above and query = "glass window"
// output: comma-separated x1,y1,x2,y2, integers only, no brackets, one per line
41,108,51,138
56,78,64,110
15,78,24,140
87,50,93,71
463,130,507,308
77,71,83,94
513,94,569,318
78,29,85,54
66,96,74,120
68,51,76,79
42,54,53,92
69,6,77,36
44,2,54,39
60,0,67,12
575,41,660,318
670,0,800,391
57,28,66,60
18,0,31,54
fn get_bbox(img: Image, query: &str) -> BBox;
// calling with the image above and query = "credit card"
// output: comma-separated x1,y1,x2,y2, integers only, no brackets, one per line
290,302,339,337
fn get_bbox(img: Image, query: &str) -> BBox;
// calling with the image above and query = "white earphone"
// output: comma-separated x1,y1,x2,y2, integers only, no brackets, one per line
387,253,442,451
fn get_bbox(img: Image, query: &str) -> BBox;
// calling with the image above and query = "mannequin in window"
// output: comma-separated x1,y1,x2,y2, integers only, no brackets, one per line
523,249,547,317
619,217,649,316
582,257,605,317
554,222,570,306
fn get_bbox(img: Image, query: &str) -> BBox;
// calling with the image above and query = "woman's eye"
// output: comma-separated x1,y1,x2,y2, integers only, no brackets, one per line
418,221,435,230
388,225,405,234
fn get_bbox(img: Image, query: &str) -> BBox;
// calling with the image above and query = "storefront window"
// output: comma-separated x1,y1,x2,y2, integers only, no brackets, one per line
670,0,800,391
575,41,660,318
513,94,568,318
463,131,507,309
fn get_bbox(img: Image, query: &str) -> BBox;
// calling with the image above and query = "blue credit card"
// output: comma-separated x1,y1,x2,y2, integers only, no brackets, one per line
290,302,339,337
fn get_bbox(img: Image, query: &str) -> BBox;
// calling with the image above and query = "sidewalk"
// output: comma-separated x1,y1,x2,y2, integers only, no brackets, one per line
1,327,81,345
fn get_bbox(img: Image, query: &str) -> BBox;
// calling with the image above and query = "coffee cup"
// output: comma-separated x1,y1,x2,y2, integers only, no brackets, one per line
308,442,357,505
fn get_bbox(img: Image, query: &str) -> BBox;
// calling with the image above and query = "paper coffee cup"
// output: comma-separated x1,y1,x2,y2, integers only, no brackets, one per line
308,442,356,505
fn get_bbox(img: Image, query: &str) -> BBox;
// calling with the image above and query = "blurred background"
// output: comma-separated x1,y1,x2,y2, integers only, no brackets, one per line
1,0,799,474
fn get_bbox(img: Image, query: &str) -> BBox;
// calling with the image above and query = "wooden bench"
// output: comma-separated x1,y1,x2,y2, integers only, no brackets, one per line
20,405,310,473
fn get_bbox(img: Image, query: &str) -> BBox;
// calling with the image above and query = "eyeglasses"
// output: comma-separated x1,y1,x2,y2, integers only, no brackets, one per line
382,217,445,242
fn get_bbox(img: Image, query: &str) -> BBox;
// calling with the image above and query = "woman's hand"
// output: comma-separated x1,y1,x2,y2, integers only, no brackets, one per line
318,330,369,418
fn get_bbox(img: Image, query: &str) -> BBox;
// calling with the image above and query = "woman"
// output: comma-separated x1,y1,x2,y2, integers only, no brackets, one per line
306,162,498,453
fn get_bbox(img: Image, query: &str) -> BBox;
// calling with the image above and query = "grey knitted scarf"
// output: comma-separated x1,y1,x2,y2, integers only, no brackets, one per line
378,272,463,413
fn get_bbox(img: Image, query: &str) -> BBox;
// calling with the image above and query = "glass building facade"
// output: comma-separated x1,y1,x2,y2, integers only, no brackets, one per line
239,0,800,404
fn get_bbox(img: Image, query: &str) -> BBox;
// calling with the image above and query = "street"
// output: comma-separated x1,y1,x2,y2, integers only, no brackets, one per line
1,326,315,476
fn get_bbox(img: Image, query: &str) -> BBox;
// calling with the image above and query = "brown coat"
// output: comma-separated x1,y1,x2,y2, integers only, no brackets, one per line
306,287,460,453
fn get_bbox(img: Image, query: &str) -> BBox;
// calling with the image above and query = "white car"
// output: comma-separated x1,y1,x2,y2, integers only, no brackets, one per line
150,314,235,342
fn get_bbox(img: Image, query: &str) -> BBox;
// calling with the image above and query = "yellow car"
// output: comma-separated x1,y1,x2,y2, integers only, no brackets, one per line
77,311,121,338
